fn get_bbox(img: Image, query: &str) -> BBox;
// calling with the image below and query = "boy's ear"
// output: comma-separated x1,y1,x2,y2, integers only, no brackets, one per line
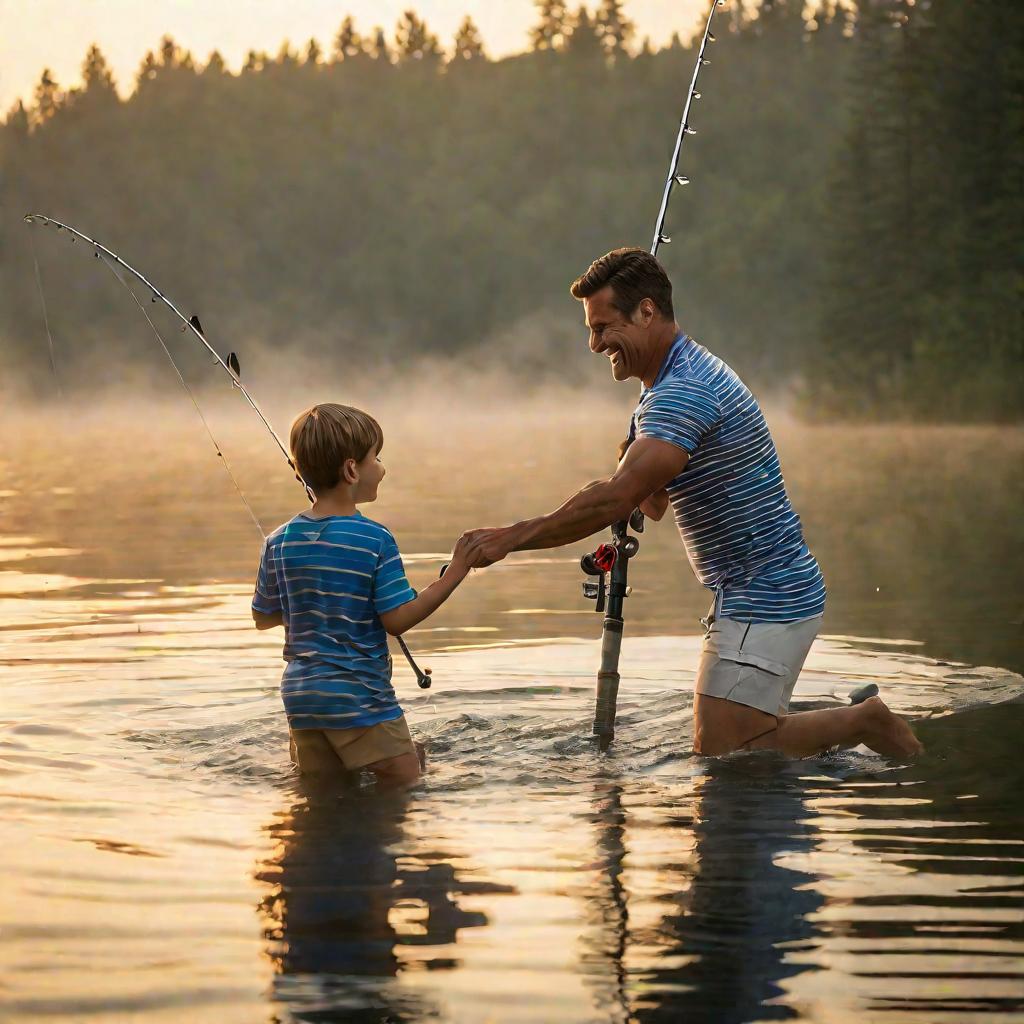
341,458,359,484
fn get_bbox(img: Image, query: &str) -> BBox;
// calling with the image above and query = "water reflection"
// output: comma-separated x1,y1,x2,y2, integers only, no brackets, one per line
256,782,503,1022
579,760,824,1023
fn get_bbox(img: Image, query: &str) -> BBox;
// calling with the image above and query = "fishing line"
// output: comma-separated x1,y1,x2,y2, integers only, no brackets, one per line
29,230,63,398
24,213,436,687
106,262,266,539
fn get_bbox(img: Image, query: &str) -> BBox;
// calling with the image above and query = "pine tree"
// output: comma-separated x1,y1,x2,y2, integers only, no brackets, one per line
203,50,227,76
334,16,363,61
275,41,299,67
596,0,634,58
159,35,181,69
530,0,569,51
305,38,322,66
82,44,117,96
566,6,604,60
33,68,61,122
452,16,487,61
136,50,159,89
242,50,266,74
395,11,442,63
369,27,391,63
5,100,30,138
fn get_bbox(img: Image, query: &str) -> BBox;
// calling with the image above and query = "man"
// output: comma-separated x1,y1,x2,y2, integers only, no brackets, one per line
461,248,921,759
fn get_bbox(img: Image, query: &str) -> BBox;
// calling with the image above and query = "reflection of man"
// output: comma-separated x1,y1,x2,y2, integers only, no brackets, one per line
462,248,921,758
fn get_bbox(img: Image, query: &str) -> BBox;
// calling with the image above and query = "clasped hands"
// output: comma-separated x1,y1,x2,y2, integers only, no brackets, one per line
449,524,520,572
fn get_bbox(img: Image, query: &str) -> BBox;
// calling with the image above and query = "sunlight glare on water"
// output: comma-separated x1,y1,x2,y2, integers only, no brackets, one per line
1,396,1022,1022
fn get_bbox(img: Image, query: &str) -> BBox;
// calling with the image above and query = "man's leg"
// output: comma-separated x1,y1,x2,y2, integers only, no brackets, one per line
756,696,922,758
696,692,922,759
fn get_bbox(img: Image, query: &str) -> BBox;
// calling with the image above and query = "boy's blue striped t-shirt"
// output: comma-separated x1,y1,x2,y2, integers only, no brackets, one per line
252,512,416,730
631,334,826,623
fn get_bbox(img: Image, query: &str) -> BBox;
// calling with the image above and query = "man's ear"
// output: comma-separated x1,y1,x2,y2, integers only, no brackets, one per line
341,458,359,484
633,298,656,327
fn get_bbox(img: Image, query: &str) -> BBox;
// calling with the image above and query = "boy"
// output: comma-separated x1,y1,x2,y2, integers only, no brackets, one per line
252,403,471,788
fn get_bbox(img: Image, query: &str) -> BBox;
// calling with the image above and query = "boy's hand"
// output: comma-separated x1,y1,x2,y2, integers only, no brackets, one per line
445,533,475,576
459,526,517,568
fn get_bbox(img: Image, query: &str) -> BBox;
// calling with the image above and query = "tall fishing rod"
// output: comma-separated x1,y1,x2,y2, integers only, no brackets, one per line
23,212,434,688
583,0,727,751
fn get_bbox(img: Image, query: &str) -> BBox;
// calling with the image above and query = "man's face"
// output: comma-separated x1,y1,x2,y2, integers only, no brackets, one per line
583,286,653,382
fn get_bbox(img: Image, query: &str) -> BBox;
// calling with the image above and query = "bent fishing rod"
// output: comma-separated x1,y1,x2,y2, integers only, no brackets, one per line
583,0,726,751
23,212,434,689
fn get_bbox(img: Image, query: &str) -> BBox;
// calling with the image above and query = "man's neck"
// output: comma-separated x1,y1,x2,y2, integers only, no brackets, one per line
639,321,682,389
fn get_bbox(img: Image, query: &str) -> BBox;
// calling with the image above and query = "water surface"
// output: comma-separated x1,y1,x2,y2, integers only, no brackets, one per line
2,399,1022,1022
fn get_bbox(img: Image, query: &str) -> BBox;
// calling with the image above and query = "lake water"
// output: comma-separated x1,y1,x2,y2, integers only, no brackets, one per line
2,395,1023,1023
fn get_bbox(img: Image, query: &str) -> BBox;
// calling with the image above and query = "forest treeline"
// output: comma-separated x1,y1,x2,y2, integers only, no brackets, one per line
1,0,1020,419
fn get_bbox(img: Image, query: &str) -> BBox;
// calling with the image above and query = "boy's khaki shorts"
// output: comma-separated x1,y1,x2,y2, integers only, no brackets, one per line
289,715,416,775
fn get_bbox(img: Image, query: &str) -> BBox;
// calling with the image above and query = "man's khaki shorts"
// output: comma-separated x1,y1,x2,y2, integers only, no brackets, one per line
695,613,822,717
289,714,416,775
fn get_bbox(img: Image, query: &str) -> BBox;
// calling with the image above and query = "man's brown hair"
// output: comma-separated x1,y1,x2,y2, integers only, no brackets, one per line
570,247,675,320
289,403,383,495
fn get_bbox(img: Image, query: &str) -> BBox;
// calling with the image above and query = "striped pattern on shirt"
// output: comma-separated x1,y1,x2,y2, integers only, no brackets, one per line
632,335,826,623
253,512,416,730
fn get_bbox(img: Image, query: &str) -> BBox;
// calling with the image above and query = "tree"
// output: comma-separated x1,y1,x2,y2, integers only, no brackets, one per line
565,6,604,60
82,44,117,97
334,16,363,61
136,50,159,89
203,50,227,76
304,38,322,66
530,0,569,51
33,68,61,122
369,27,391,63
394,11,442,63
275,42,299,67
242,49,267,74
451,15,487,62
596,0,634,58
5,100,30,138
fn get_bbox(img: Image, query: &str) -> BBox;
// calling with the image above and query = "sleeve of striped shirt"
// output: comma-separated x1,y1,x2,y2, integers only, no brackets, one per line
373,529,417,616
635,379,721,454
252,537,283,615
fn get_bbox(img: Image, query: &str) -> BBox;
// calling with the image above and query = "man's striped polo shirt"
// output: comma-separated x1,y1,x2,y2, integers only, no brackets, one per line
631,334,826,623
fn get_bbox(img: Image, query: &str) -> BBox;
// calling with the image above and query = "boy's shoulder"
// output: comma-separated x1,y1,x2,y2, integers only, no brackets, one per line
265,512,398,549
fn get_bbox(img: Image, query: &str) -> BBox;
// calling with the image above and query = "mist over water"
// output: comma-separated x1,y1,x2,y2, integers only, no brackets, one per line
2,386,1023,1022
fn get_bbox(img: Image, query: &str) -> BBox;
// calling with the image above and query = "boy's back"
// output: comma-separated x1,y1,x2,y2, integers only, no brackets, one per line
254,511,416,730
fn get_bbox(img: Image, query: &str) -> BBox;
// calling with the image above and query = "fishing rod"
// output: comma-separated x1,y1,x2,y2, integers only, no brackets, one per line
583,0,726,750
23,212,434,689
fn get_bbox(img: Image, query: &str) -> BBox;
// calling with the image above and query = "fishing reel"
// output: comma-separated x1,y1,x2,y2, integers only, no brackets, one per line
580,510,643,613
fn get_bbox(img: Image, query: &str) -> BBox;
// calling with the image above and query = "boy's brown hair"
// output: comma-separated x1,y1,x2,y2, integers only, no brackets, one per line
289,403,383,495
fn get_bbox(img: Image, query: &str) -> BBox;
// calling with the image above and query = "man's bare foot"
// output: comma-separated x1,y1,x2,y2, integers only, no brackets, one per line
861,696,923,758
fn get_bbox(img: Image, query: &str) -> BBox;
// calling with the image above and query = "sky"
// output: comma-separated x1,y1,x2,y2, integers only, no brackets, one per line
0,0,710,113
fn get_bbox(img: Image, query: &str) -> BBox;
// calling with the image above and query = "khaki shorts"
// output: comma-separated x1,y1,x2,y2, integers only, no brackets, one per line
289,715,416,775
695,613,822,717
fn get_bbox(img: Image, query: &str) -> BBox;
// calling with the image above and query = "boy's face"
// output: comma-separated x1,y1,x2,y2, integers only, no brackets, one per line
352,446,385,503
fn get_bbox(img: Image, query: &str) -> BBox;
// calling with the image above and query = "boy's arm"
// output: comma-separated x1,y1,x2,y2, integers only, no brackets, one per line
252,536,284,629
379,559,468,636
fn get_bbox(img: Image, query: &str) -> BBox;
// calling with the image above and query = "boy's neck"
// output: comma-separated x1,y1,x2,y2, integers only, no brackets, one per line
308,489,358,518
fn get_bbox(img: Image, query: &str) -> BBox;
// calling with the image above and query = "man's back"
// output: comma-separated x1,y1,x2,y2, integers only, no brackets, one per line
633,336,825,623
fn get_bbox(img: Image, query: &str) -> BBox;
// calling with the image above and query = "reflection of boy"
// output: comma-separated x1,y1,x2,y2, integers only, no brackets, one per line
252,403,471,788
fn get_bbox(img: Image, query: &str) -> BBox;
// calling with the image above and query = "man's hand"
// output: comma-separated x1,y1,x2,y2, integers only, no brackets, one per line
460,526,519,568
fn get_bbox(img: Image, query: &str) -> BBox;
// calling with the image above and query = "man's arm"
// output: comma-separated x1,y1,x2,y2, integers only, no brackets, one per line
462,437,688,565
252,609,283,630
